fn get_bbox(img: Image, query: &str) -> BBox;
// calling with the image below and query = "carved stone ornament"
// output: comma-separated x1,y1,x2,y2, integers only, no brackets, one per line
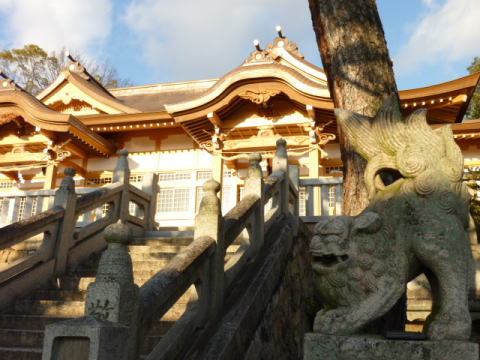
238,89,281,105
310,94,474,341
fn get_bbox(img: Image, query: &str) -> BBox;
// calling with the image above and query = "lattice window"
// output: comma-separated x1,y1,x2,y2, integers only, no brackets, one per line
221,185,233,213
87,177,112,185
0,180,15,189
17,197,26,221
328,186,337,208
298,187,306,216
129,175,144,183
223,170,234,178
195,187,205,213
103,203,110,216
197,171,212,181
239,186,245,201
157,188,190,213
159,172,191,182
129,202,137,216
31,198,38,216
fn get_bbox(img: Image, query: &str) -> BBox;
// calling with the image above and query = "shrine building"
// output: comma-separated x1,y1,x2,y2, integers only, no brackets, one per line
0,32,479,227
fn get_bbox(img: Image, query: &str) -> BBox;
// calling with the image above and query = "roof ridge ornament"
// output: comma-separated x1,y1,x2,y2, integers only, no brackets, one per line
243,26,304,65
64,50,88,79
0,72,24,92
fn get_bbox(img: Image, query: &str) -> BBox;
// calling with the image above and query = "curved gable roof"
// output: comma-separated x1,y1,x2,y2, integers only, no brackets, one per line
37,61,139,115
0,79,115,156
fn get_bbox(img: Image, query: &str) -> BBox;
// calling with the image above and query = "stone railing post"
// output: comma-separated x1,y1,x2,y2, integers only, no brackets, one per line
245,153,265,254
42,221,136,360
112,149,130,222
273,138,289,215
85,220,139,359
141,172,159,230
53,168,77,276
194,180,224,321
289,165,299,216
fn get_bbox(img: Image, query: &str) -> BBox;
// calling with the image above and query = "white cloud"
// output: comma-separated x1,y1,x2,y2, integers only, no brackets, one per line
394,0,480,75
421,0,437,8
0,0,113,56
123,0,319,82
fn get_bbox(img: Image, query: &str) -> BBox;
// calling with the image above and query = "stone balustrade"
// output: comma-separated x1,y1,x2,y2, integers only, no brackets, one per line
42,138,299,360
0,150,158,312
135,139,298,360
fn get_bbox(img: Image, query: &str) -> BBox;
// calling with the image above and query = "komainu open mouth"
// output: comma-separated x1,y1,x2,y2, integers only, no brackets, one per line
312,253,349,267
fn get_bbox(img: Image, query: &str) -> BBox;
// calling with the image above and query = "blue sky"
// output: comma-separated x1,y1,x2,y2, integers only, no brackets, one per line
0,0,479,90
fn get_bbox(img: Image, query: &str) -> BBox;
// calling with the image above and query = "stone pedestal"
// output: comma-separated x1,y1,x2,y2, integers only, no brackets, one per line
304,333,479,360
42,316,129,360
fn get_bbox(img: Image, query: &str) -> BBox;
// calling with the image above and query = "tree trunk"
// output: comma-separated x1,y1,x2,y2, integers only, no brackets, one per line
308,0,406,332
308,0,398,216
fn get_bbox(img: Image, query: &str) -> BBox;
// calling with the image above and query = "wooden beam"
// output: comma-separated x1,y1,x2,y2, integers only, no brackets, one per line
0,152,47,164
207,112,223,127
64,142,87,159
0,133,49,146
306,104,315,119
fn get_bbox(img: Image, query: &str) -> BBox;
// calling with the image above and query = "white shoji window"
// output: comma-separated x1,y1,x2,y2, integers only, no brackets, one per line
197,171,212,181
157,188,191,213
17,197,26,221
31,198,38,217
298,187,306,216
0,180,15,189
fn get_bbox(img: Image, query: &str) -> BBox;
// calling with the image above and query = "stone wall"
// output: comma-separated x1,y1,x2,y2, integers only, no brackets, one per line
244,220,317,360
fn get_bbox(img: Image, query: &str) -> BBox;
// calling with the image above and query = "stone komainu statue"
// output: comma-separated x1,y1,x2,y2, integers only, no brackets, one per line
310,95,474,340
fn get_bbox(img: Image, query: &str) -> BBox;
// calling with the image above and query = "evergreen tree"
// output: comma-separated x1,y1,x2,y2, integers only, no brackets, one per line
466,57,480,119
464,167,480,237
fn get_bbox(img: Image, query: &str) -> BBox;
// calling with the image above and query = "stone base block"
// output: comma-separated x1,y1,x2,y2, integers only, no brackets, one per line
42,316,129,360
304,333,479,360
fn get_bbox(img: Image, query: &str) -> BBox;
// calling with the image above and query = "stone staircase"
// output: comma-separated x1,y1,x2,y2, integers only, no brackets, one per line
0,230,196,360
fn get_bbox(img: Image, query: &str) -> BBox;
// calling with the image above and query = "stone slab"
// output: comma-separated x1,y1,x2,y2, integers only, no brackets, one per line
304,333,479,360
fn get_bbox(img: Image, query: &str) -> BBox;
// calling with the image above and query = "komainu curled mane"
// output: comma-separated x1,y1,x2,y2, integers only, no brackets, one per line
310,95,473,340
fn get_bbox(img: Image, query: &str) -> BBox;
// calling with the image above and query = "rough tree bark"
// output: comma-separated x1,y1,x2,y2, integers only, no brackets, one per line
308,0,398,216
308,0,406,332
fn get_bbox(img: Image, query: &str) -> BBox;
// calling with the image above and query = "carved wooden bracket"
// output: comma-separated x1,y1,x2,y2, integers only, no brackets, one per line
238,89,281,105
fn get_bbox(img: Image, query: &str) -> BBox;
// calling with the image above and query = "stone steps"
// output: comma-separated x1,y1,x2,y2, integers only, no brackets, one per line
0,315,71,330
0,329,44,348
13,299,190,320
0,234,195,359
0,346,42,360
26,290,86,302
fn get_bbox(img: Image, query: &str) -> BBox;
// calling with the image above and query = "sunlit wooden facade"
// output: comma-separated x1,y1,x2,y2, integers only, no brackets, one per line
1,35,479,226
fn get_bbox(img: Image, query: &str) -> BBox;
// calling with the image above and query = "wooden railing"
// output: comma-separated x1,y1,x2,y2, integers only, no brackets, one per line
0,150,158,310
136,139,297,360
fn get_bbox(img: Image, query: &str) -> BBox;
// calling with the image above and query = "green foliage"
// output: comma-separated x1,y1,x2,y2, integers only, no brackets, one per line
464,168,480,236
0,44,131,95
466,57,480,119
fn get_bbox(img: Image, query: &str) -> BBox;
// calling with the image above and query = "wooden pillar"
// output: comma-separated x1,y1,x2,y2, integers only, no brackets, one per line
43,164,58,190
309,145,321,215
